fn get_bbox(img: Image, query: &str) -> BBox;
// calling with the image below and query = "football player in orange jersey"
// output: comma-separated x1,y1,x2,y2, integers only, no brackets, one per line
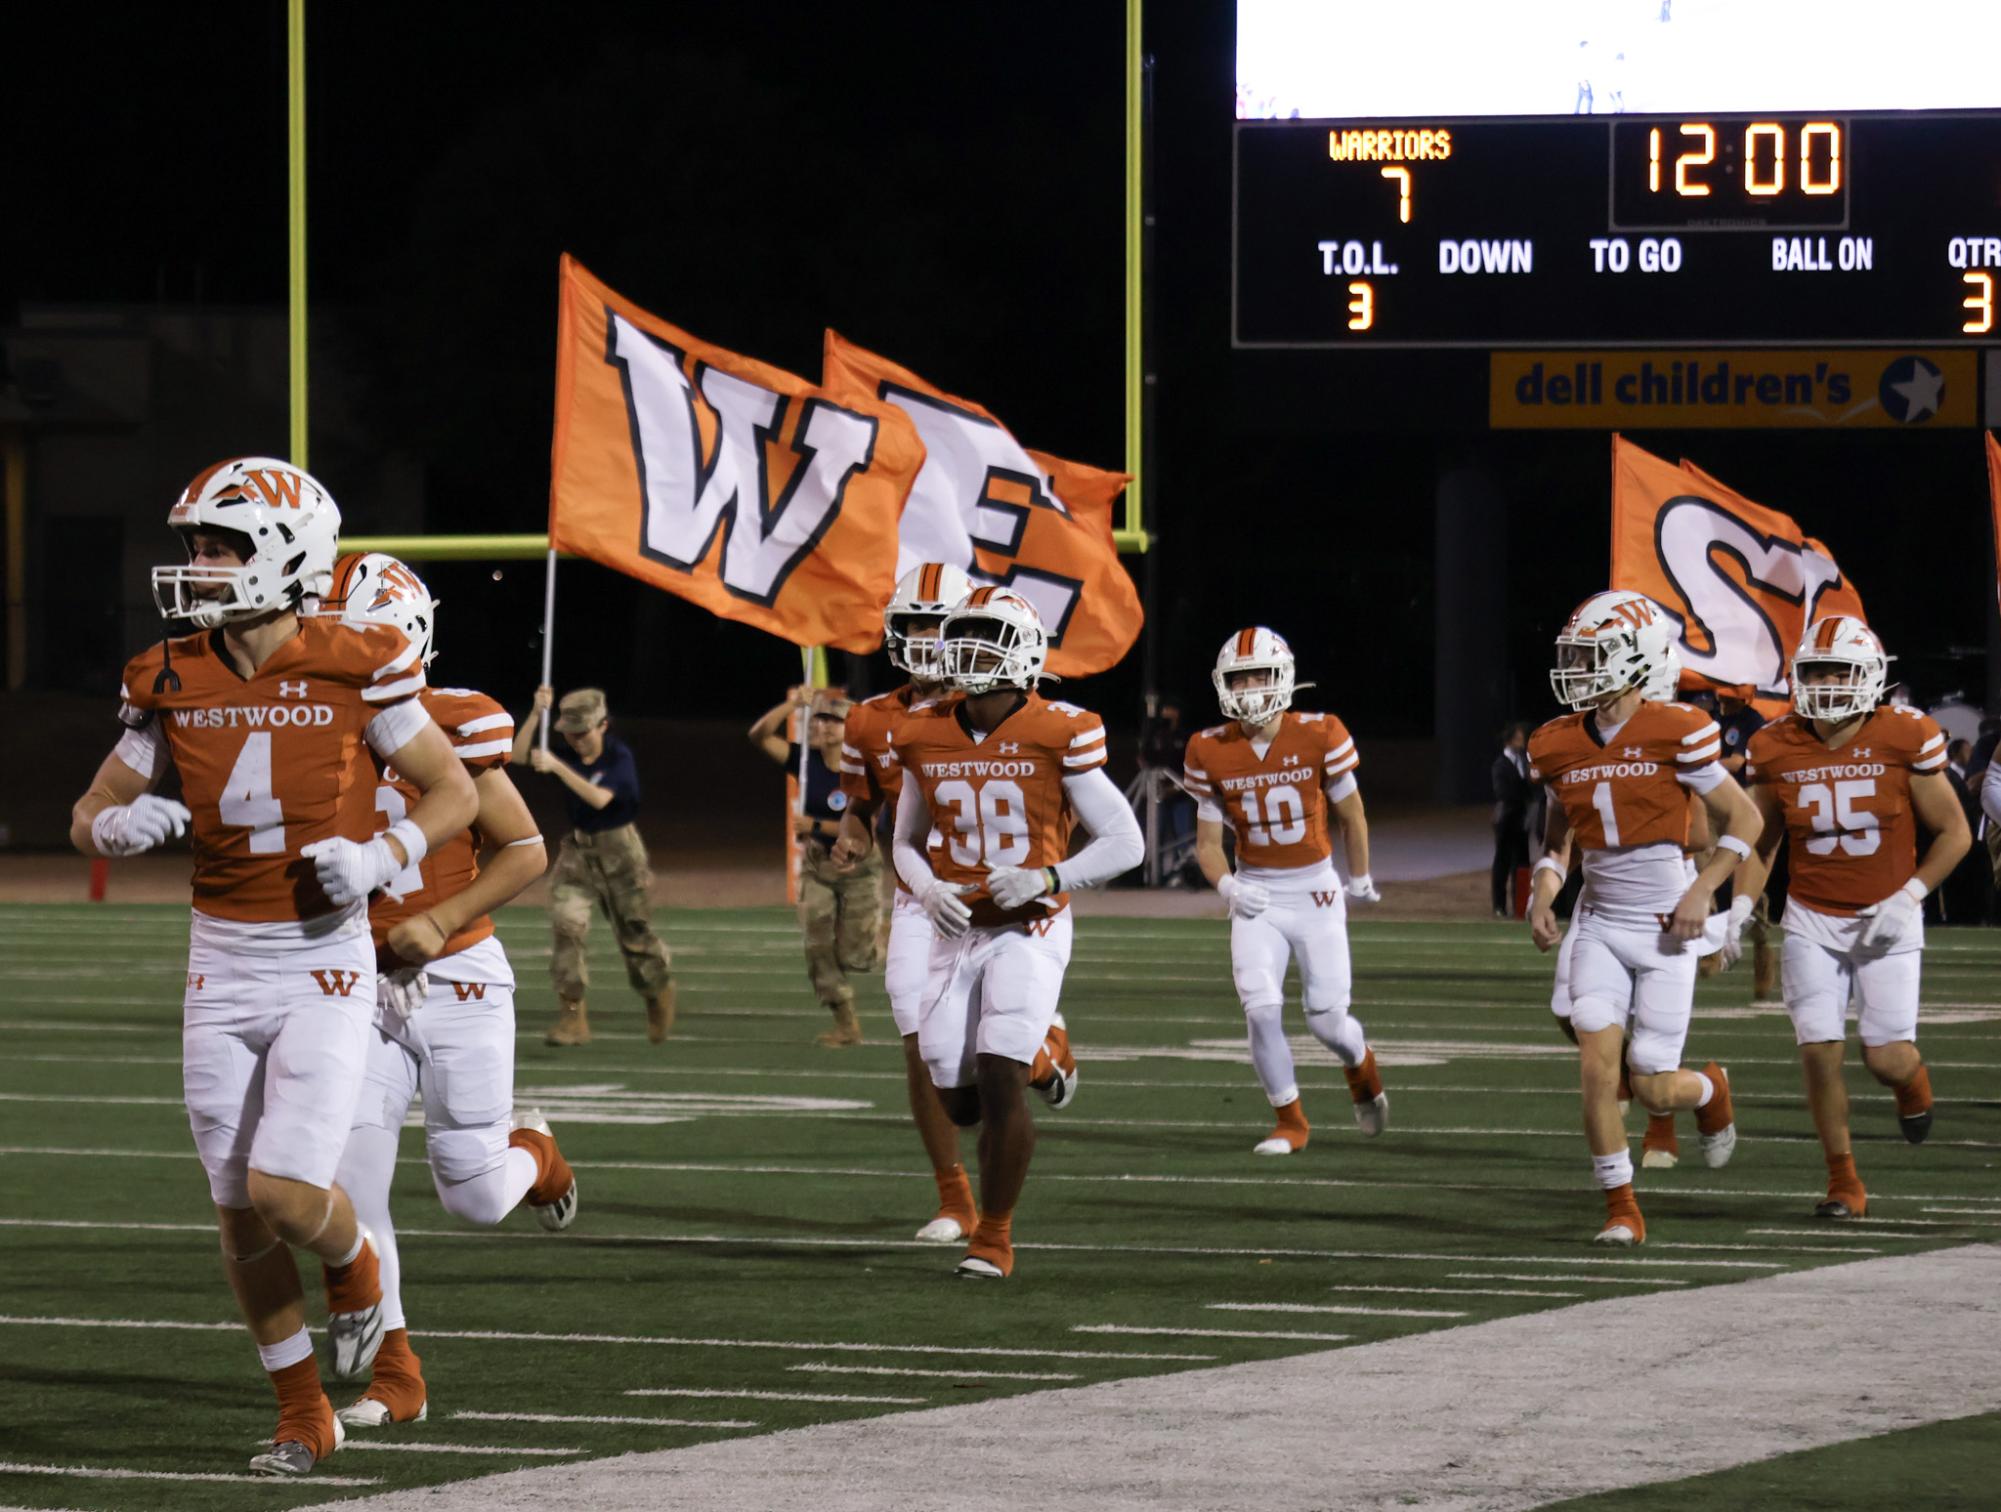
68,459,477,1476
887,588,1143,1278
1183,628,1388,1155
1733,617,1969,1219
319,553,575,1430
829,563,988,1242
1526,590,1761,1247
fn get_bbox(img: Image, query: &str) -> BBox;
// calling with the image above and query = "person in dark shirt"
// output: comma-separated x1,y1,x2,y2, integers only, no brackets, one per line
751,686,881,1047
1490,722,1533,917
513,685,674,1047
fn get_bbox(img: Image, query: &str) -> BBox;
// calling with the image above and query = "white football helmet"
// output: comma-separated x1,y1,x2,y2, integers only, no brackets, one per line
1549,590,1675,710
1213,627,1296,725
1642,638,1684,702
884,561,973,679
326,551,439,665
1791,615,1888,722
937,586,1047,694
151,457,342,629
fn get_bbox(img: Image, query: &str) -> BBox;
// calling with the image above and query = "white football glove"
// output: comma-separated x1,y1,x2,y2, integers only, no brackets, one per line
987,865,1056,911
1345,873,1381,904
1857,878,1926,952
915,877,975,939
1715,894,1756,968
1217,874,1270,920
300,835,404,907
378,968,429,1024
90,795,193,857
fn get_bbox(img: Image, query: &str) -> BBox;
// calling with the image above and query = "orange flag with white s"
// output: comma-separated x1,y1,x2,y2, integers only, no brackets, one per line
820,331,1142,677
1610,435,1865,699
548,257,923,652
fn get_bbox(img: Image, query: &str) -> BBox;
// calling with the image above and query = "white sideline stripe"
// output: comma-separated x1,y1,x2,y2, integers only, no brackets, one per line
1075,1325,1351,1343
1448,1272,1688,1288
1331,1284,1580,1299
344,1443,582,1457
1923,1207,2001,1217
0,1461,379,1487
0,1314,1206,1362
789,1363,1078,1382
1749,1228,1940,1241
629,1388,926,1405
1206,1302,1465,1320
452,1411,759,1429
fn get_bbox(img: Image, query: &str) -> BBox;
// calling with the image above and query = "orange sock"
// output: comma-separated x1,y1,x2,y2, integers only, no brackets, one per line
1826,1151,1862,1191
1343,1049,1383,1103
359,1328,428,1421
934,1164,976,1223
1601,1181,1645,1241
968,1210,1013,1259
1642,1113,1679,1151
323,1233,381,1315
508,1126,574,1206
1267,1098,1311,1150
269,1355,336,1456
1894,1065,1933,1118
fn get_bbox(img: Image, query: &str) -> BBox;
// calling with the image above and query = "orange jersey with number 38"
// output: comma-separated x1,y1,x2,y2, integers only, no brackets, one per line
1181,712,1359,871
1528,701,1721,851
1743,706,1946,917
888,691,1107,927
371,686,516,967
117,619,424,924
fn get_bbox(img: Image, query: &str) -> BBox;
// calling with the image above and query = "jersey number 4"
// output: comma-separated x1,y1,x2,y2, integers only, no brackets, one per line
934,778,1031,867
221,732,286,854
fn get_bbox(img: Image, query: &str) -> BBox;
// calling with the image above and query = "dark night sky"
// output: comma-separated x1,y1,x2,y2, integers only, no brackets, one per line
7,3,1995,733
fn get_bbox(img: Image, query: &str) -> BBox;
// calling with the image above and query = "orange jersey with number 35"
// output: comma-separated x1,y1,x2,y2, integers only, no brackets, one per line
370,686,516,967
1528,701,1721,851
1743,706,1946,917
1181,712,1359,871
117,619,424,924
888,691,1107,927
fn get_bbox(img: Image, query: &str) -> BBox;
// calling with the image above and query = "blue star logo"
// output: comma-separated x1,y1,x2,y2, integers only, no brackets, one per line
1878,356,1945,424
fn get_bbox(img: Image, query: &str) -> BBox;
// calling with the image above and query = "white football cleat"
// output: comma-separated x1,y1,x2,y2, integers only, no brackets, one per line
1252,1136,1298,1156
1698,1123,1738,1170
324,1230,384,1381
914,1215,969,1243
1353,1092,1388,1138
336,1397,429,1429
1592,1219,1642,1247
250,1412,343,1476
955,1255,1006,1280
1640,1148,1679,1170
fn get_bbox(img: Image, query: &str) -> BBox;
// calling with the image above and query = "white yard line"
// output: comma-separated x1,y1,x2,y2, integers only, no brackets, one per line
1073,1325,1351,1343
1747,1227,1941,1241
343,1443,583,1457
0,1462,379,1487
1329,1284,1581,1299
1447,1272,1688,1287
451,1411,758,1429
789,1363,1079,1381
1206,1302,1465,1319
627,1388,926,1405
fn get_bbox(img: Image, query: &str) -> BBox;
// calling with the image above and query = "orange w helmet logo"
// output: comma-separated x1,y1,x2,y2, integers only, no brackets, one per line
242,468,306,510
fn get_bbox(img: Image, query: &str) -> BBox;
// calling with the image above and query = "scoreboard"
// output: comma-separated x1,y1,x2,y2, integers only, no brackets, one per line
1232,113,2001,349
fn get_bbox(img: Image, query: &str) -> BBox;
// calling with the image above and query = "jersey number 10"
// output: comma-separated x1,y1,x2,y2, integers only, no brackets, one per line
1237,786,1307,847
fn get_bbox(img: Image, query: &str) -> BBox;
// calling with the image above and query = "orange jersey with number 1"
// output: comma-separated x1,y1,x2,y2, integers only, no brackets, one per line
1528,701,1720,852
117,619,424,924
1181,712,1359,871
370,686,516,968
888,691,1107,927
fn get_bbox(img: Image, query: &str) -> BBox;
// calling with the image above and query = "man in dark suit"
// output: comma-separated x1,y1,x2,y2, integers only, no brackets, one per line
1491,722,1533,917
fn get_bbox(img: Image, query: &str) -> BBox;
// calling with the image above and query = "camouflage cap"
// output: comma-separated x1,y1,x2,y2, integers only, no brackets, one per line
555,687,608,732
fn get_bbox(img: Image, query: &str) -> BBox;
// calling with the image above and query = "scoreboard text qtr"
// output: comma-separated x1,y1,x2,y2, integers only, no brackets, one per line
1232,113,2001,348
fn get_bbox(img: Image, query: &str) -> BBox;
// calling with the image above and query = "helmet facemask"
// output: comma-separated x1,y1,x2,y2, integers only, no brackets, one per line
152,525,295,630
939,613,1041,695
1791,655,1883,722
1214,661,1294,725
887,612,947,680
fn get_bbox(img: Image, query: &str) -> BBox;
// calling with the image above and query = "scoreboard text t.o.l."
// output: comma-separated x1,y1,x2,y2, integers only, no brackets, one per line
1232,113,2001,350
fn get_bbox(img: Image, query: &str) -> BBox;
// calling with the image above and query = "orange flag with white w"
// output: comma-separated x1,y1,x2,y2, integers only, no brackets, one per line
548,257,923,652
821,331,1142,677
1609,435,1865,700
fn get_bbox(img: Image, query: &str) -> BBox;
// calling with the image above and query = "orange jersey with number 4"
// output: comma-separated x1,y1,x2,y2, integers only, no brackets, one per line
371,687,516,968
1743,706,1946,917
1529,701,1720,850
118,620,424,924
889,691,1107,927
1181,712,1359,871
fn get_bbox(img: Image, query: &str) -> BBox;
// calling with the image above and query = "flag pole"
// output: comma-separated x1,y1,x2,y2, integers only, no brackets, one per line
287,0,308,468
538,547,557,754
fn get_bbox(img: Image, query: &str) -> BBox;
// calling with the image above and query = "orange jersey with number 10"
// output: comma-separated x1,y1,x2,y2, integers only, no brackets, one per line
117,619,424,924
370,686,516,968
1743,706,1946,917
888,691,1107,928
1528,701,1720,851
1181,712,1359,871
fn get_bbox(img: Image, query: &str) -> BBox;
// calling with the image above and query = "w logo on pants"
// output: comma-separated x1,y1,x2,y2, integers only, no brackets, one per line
310,969,362,998
452,982,488,1002
1311,891,1339,908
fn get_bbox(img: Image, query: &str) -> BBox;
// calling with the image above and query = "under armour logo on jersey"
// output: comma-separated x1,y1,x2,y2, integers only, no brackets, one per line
452,982,487,1002
1622,746,1643,758
310,969,362,998
999,742,1020,754
1282,755,1302,766
187,973,205,992
278,681,309,698
1852,748,1871,757
1311,891,1338,907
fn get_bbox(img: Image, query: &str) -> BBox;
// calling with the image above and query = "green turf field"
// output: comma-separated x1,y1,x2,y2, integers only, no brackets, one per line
0,904,1996,1509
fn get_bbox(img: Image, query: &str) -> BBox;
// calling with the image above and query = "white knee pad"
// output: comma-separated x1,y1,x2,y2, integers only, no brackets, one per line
1568,996,1626,1037
428,1122,508,1191
1303,1002,1366,1064
1242,995,1284,1025
434,1166,515,1226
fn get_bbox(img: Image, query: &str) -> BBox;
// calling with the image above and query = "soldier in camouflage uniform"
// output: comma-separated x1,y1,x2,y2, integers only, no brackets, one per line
514,685,675,1046
750,687,882,1046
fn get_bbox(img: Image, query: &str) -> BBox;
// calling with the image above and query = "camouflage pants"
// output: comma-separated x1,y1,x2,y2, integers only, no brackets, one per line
549,824,673,1003
797,843,883,1009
